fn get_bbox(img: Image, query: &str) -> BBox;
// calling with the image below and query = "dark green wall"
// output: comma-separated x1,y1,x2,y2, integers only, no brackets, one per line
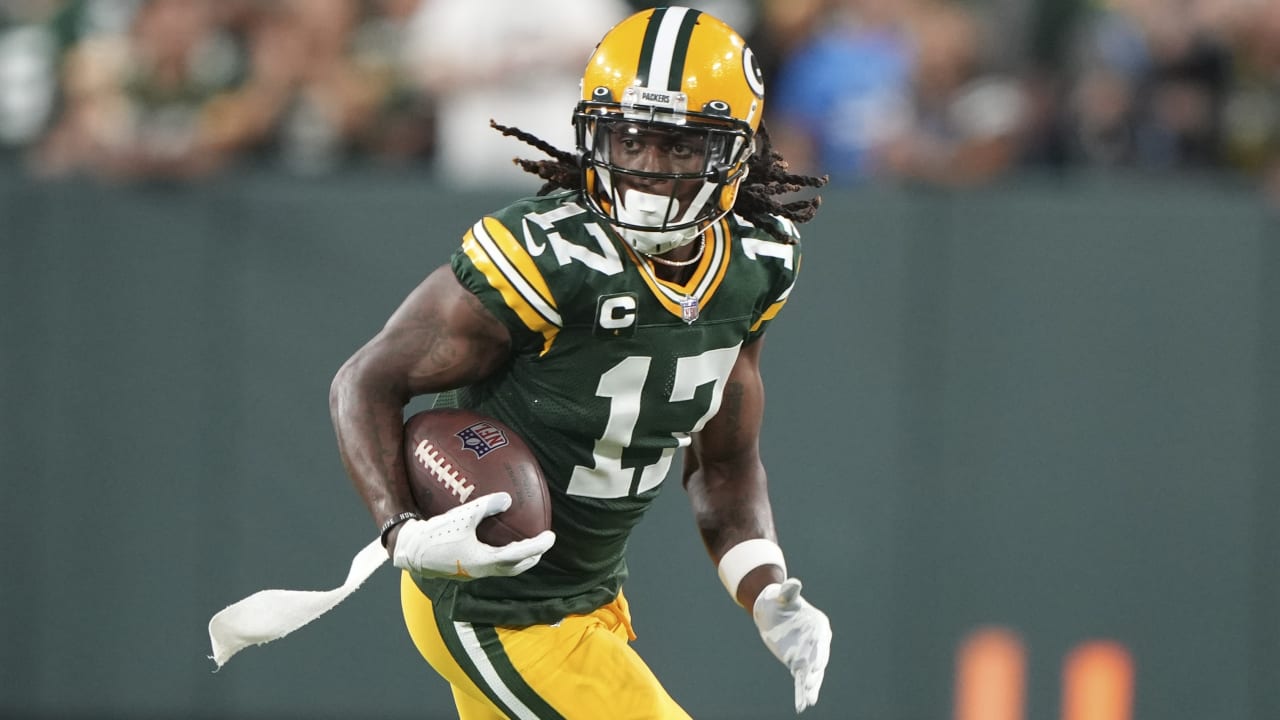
1,166,1275,720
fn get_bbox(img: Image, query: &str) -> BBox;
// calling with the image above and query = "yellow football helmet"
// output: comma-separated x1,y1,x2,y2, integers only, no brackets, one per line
575,6,765,255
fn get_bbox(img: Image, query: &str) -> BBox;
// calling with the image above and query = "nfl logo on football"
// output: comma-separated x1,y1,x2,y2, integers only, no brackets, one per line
456,421,509,458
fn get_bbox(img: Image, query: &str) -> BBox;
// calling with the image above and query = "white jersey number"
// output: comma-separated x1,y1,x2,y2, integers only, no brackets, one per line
566,344,742,498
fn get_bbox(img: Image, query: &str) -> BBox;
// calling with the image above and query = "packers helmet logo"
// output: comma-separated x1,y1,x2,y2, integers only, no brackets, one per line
743,46,764,98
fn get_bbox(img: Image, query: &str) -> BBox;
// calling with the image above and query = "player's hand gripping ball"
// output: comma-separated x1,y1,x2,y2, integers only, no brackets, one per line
402,409,552,546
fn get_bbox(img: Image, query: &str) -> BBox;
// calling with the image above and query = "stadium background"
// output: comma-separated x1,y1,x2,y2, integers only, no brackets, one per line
2,0,1279,718
3,170,1276,719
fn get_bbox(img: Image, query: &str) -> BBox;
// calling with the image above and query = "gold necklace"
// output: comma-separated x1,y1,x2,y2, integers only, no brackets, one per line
642,234,705,268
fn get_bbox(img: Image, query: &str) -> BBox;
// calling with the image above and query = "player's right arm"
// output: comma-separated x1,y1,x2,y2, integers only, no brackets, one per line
329,265,512,554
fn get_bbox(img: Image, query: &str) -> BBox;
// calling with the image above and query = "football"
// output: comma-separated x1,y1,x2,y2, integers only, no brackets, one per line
402,408,551,546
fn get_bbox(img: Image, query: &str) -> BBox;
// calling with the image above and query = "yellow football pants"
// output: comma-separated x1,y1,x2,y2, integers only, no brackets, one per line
400,572,692,720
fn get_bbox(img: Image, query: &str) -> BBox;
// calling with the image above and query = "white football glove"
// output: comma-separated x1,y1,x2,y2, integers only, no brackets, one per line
391,492,555,580
752,578,832,713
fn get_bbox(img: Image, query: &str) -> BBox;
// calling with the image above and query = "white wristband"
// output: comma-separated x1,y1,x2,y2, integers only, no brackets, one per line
717,538,787,605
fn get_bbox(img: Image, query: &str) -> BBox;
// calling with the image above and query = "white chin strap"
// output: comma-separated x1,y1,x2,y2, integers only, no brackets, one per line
615,187,712,256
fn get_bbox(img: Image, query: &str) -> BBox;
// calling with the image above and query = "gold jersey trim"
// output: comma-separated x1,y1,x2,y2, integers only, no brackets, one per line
462,217,561,355
749,250,800,332
623,219,731,321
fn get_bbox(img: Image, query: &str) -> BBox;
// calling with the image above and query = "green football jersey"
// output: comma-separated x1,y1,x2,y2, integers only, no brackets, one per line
415,190,802,626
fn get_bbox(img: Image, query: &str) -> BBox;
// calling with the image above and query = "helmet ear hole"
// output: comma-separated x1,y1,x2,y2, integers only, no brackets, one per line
703,100,732,117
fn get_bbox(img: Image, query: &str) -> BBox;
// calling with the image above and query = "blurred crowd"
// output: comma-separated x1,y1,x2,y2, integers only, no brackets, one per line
1,0,1278,200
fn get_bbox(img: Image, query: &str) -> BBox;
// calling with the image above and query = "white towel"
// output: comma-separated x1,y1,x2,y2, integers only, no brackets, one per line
207,538,387,669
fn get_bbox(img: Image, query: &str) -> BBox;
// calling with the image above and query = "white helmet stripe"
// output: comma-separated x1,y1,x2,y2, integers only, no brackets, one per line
645,6,693,92
625,8,702,122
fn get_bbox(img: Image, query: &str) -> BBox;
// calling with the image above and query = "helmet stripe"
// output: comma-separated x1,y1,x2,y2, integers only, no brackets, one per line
636,6,701,92
666,10,701,90
634,6,667,88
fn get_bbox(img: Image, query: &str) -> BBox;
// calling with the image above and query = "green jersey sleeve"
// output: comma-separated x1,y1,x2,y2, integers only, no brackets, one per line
739,213,803,342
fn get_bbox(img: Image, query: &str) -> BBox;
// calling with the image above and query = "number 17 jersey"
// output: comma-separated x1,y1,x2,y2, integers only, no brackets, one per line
416,190,802,627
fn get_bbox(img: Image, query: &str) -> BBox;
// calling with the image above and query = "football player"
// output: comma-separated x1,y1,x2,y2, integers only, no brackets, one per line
330,6,832,718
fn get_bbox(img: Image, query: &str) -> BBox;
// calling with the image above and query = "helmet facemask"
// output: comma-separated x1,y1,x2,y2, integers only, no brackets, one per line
576,104,753,256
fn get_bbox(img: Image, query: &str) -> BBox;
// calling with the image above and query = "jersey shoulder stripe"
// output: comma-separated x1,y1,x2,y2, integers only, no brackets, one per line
751,271,796,332
732,214,803,336
462,217,562,355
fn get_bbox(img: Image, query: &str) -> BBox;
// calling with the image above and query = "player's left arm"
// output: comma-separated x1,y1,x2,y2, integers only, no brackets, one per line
684,337,779,606
684,336,832,713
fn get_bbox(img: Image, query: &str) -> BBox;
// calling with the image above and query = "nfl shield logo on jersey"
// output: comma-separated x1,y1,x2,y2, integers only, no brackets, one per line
455,422,509,458
681,295,699,324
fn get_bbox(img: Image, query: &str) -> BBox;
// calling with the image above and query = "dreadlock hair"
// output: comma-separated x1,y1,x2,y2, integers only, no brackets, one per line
489,119,827,244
